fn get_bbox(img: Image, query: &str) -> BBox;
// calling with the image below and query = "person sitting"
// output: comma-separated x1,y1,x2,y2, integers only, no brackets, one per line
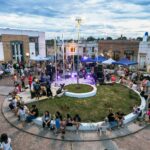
115,110,125,127
66,114,73,126
9,97,17,112
0,133,12,150
107,108,118,129
17,105,26,127
73,114,81,133
42,111,51,128
55,116,61,135
55,111,62,121
111,74,116,84
26,105,39,123
60,118,66,139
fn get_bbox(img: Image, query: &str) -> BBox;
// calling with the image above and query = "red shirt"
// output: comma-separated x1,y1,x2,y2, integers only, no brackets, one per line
28,76,33,85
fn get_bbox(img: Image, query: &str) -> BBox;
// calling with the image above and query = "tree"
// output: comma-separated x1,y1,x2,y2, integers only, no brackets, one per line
106,37,113,40
117,36,127,40
87,36,96,41
136,37,143,41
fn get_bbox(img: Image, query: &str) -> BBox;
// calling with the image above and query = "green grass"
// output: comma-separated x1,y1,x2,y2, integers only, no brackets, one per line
27,84,141,122
64,84,93,93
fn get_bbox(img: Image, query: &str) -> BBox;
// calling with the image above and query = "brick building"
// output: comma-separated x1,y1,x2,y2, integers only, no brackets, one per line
0,28,46,63
98,40,140,61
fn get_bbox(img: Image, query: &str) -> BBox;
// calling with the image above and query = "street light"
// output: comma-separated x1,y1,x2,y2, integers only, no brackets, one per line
146,80,150,112
75,17,82,85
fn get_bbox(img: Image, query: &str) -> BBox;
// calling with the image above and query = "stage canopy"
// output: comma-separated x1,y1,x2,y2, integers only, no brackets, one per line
102,58,116,65
112,58,138,66
30,55,49,61
94,56,107,63
80,56,95,63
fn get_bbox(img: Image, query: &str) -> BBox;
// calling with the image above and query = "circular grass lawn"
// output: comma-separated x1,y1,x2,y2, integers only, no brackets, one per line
27,84,141,122
64,84,93,93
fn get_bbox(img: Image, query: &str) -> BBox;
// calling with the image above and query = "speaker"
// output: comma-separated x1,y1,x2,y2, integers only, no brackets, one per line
97,64,103,72
97,71,104,79
94,65,103,74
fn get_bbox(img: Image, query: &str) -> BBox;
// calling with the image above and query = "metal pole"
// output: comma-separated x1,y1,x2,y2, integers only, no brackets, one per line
73,40,75,72
62,34,65,78
76,18,82,85
54,38,57,86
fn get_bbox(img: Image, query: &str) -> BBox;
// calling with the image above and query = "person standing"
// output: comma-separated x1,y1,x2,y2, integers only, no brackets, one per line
28,74,33,89
0,133,12,150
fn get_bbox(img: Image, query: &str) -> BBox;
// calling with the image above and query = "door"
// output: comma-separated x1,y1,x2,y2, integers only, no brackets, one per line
139,55,146,69
11,42,24,63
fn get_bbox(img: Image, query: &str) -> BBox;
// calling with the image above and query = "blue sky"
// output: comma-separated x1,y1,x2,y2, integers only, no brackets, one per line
0,0,150,39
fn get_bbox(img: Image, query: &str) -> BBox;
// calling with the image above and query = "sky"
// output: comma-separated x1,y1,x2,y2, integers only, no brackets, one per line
0,0,150,39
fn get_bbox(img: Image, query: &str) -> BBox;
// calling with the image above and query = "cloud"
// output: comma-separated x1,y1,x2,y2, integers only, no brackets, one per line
0,0,149,39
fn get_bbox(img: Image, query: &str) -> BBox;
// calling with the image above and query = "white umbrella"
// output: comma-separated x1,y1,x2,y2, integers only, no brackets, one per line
102,58,116,65
30,55,48,61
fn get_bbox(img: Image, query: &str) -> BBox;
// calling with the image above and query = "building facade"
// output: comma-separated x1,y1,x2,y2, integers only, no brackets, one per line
98,40,139,61
0,28,46,63
138,32,150,69
57,41,98,61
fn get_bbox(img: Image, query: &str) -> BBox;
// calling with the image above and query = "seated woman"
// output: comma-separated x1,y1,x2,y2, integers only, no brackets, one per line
18,105,26,127
73,114,81,133
60,118,66,139
42,111,51,128
111,74,116,84
26,105,39,123
66,114,73,126
107,108,118,129
115,110,125,127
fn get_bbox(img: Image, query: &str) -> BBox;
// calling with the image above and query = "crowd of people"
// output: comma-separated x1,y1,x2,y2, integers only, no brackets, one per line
8,94,82,139
2,60,150,149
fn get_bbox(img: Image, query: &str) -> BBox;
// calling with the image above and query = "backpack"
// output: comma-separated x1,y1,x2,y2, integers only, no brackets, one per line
34,83,40,91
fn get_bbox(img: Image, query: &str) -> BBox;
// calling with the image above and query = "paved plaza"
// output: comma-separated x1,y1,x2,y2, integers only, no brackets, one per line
0,77,150,150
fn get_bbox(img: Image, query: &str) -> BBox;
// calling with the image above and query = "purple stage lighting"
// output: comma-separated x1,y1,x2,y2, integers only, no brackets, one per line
57,76,61,79
87,75,90,78
71,74,74,78
83,56,88,60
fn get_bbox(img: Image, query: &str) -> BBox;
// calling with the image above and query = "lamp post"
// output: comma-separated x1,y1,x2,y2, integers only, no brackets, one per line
75,17,82,85
54,38,58,86
146,80,150,111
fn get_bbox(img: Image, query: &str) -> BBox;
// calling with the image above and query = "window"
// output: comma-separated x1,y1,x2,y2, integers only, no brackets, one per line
92,47,94,52
70,47,75,52
64,47,66,53
83,47,86,53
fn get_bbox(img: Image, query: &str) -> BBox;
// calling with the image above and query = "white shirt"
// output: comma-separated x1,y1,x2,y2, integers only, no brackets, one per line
1,138,12,150
19,109,25,116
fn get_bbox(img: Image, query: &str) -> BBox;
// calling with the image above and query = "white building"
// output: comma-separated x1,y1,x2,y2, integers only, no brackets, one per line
0,28,46,62
138,32,150,69
57,41,98,61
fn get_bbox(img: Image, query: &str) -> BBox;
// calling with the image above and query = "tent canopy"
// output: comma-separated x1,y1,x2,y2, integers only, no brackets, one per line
102,58,116,65
80,56,95,63
94,56,107,63
30,55,49,61
112,58,138,66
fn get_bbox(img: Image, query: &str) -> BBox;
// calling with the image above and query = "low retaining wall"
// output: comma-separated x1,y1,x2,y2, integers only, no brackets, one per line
65,84,97,98
33,85,146,131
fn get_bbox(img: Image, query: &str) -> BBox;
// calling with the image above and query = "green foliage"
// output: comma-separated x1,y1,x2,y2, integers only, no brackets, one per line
28,84,140,122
